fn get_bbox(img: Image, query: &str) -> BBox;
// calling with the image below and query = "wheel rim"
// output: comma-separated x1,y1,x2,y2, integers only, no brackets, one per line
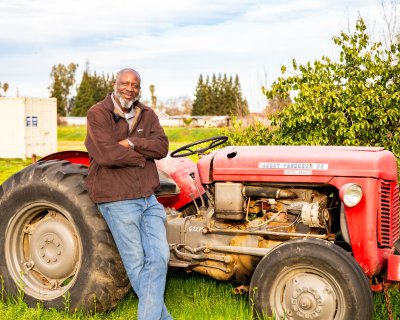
5,201,82,300
270,265,345,320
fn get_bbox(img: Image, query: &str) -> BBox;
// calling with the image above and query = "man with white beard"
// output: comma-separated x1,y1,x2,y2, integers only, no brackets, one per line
85,68,172,320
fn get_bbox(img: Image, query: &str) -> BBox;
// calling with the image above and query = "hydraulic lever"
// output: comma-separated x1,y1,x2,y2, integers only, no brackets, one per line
189,172,207,212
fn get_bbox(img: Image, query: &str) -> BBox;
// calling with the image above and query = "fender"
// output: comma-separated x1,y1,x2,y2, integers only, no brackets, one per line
39,150,90,166
38,151,203,210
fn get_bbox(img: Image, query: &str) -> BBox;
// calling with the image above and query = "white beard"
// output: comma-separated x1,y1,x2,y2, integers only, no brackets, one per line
114,90,138,110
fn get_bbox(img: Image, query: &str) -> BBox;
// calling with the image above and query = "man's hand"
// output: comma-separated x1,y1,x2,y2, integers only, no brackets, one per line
118,139,130,148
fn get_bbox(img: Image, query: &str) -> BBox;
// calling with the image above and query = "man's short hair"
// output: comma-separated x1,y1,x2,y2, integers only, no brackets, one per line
116,68,141,82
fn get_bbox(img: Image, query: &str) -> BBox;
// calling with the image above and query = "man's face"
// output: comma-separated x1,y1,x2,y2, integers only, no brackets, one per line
114,70,141,107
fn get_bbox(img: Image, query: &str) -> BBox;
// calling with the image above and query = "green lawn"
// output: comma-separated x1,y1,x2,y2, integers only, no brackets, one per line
0,126,398,319
0,159,32,184
56,125,222,153
57,125,222,143
0,272,254,320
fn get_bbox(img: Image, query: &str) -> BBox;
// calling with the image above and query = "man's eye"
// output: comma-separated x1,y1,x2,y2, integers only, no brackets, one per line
121,83,140,89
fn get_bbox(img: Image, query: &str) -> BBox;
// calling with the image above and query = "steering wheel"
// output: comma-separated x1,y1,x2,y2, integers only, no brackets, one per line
170,136,228,158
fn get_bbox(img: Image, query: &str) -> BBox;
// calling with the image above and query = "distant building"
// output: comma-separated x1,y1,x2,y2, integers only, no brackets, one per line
157,112,231,127
0,97,57,158
156,112,181,126
59,116,87,125
60,113,235,128
190,115,230,127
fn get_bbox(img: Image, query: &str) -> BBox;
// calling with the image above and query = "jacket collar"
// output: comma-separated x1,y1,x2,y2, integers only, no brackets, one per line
103,93,146,135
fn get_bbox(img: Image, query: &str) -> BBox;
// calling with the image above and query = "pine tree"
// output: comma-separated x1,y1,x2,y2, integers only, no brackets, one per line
72,70,114,116
209,74,219,114
192,73,249,116
192,74,206,115
233,74,249,116
73,71,95,116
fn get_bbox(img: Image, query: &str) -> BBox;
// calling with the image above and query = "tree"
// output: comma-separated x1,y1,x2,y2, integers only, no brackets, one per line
72,71,95,116
161,97,193,115
2,83,9,97
181,98,193,114
265,82,292,116
379,0,400,47
192,73,249,116
92,71,114,103
50,74,64,113
263,17,400,159
232,74,249,116
192,74,209,115
149,84,157,109
49,63,78,116
72,69,114,116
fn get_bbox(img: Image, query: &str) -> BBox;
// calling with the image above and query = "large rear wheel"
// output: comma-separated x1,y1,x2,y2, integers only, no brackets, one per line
250,238,373,320
0,160,130,312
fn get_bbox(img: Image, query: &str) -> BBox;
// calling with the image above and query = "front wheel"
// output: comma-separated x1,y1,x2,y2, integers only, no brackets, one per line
0,160,130,312
249,238,373,320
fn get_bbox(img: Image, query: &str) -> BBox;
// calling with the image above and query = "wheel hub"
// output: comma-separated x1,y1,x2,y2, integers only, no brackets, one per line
39,234,63,263
283,274,337,320
298,293,314,310
30,215,78,280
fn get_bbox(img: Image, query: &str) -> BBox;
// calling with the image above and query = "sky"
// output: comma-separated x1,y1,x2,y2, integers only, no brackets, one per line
0,0,390,112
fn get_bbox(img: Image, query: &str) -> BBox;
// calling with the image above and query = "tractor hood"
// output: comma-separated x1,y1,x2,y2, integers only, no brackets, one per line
197,145,398,184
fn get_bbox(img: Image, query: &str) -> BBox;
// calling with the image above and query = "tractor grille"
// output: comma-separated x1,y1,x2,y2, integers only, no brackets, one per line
378,181,400,247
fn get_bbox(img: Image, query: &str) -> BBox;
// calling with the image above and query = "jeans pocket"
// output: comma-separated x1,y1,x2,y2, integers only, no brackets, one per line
147,196,167,221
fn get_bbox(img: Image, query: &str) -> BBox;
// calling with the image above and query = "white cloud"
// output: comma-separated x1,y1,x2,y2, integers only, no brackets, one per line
0,0,387,111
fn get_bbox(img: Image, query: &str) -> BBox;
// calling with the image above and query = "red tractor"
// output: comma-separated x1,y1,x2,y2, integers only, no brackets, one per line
0,136,399,319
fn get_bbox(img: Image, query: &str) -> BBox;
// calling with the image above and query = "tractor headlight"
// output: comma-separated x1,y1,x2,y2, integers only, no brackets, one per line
341,183,363,207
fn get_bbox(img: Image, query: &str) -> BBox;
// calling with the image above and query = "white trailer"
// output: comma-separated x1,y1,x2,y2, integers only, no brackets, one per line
0,97,57,158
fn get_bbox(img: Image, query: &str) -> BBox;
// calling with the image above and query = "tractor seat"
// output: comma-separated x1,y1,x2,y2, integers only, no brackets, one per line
155,169,180,196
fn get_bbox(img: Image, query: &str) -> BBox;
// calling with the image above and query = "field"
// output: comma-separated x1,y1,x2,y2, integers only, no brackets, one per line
56,125,222,152
0,125,398,319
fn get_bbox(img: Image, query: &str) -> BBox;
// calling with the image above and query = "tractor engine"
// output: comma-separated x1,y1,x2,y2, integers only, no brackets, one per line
214,182,331,230
166,182,338,282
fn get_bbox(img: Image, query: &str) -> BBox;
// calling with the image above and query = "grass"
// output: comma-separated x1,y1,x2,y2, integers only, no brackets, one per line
0,272,398,320
56,125,222,153
0,159,33,184
57,125,222,144
165,272,252,320
0,125,399,319
0,273,253,320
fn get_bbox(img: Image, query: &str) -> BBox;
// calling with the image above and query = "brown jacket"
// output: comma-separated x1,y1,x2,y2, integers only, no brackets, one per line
85,94,169,203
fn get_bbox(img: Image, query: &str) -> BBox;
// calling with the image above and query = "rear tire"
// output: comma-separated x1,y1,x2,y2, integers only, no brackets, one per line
250,238,373,320
0,160,130,312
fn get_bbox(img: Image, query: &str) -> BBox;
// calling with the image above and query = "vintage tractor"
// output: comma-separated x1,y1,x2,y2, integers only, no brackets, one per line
0,136,399,319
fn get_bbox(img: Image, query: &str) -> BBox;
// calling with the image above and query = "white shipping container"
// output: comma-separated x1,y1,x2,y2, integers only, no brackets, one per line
0,97,57,158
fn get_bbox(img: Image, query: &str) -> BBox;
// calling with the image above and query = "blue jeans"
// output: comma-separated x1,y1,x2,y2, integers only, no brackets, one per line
97,195,172,320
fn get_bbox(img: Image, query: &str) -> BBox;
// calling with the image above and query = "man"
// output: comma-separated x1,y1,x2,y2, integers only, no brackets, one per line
85,68,172,320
